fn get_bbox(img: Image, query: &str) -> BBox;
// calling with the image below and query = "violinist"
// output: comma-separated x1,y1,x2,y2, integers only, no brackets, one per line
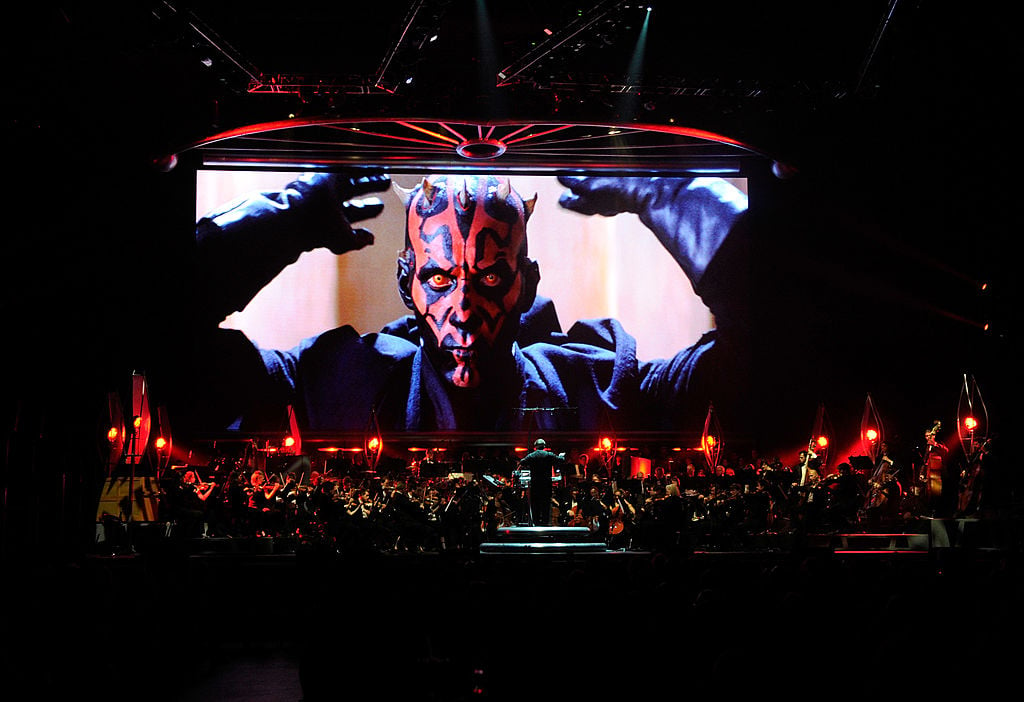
162,468,213,538
183,469,216,503
247,469,283,536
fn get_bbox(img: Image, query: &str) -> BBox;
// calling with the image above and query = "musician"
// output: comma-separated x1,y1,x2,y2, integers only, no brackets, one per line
822,461,862,529
607,487,638,548
652,482,687,552
919,420,953,516
679,458,709,495
582,484,611,539
956,437,991,517
864,442,900,516
247,469,283,536
789,448,823,530
569,451,590,483
562,486,586,527
181,469,211,501
517,438,566,527
161,468,212,538
792,449,821,490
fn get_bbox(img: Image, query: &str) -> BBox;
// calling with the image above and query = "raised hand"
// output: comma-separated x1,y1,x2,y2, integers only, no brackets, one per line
557,175,747,291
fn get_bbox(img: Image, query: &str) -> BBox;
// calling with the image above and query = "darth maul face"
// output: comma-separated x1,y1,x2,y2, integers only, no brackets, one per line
401,175,535,388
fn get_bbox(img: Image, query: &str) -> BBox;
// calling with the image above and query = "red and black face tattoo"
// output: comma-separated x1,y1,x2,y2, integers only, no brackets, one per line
397,175,537,388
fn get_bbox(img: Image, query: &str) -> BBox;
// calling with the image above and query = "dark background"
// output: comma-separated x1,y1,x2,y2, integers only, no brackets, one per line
2,1,1019,554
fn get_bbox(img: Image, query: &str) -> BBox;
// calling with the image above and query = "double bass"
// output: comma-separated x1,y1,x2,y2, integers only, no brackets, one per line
957,438,989,515
920,421,946,502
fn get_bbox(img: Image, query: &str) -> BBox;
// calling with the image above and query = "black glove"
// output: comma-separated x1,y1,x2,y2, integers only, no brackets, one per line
557,176,747,291
194,172,391,323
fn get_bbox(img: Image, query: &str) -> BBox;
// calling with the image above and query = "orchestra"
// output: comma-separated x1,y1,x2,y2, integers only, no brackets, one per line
157,433,977,553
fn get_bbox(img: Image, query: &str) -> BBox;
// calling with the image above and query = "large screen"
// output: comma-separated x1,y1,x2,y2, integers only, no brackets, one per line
181,169,751,441
197,171,737,362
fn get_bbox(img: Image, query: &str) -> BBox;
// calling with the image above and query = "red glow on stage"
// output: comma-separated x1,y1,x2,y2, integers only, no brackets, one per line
815,436,829,449
367,437,381,451
964,416,978,431
865,428,878,442
283,436,296,448
599,437,613,451
154,437,168,450
133,416,142,429
107,427,119,442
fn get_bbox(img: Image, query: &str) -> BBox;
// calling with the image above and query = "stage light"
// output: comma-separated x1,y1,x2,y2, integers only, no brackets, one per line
133,416,142,429
107,427,119,442
154,436,168,451
964,416,978,431
368,437,380,451
865,428,878,442
816,436,829,449
283,436,296,448
600,437,613,451
705,435,716,448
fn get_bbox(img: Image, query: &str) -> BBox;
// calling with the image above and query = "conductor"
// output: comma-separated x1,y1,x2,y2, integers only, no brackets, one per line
517,439,565,527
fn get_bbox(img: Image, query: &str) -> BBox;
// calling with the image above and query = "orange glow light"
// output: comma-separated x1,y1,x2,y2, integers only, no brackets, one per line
865,428,878,442
107,427,119,441
705,436,716,448
283,436,296,448
133,416,142,429
816,436,829,449
368,437,380,451
964,416,978,431
600,437,613,451
154,437,167,450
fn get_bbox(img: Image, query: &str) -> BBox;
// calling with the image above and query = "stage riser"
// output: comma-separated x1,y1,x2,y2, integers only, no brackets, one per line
837,534,929,551
928,518,1018,550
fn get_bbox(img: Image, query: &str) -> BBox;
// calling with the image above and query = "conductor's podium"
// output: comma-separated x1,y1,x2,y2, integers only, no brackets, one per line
479,526,608,554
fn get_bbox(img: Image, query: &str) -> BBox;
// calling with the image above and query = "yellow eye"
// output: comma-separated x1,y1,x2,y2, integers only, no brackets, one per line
480,272,501,287
428,273,452,290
